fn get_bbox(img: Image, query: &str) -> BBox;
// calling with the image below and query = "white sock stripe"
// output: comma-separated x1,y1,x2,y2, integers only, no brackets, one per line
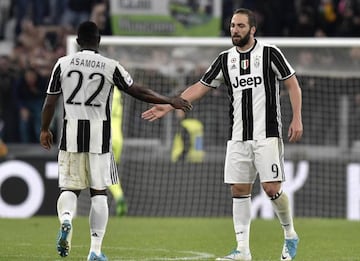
270,190,283,200
233,194,251,199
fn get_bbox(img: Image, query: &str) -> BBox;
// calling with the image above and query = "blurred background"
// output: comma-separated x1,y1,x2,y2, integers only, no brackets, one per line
1,0,360,220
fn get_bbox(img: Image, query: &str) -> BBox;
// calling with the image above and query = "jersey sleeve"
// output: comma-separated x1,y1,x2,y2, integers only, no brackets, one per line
113,62,134,91
47,60,62,94
270,45,295,80
200,55,224,88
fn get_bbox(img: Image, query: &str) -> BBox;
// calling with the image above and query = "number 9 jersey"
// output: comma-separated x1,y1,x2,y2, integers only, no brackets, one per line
46,49,134,154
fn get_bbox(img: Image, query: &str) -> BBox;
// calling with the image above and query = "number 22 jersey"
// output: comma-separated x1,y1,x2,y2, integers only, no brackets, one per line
47,49,134,153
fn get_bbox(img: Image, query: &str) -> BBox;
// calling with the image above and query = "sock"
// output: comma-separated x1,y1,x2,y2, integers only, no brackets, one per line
89,195,108,255
271,190,297,238
108,183,123,201
57,191,77,223
233,196,251,253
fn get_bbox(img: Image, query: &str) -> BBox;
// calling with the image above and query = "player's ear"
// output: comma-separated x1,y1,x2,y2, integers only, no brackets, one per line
251,26,256,36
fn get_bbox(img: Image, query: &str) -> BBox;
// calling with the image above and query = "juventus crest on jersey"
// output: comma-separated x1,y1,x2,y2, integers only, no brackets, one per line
200,40,295,141
47,50,134,153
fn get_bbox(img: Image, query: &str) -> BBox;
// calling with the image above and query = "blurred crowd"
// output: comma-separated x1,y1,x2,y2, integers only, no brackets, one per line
223,0,360,37
0,0,111,145
1,0,360,146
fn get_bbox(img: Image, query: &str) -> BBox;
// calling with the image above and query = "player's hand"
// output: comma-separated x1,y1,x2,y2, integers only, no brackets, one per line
142,104,173,122
288,119,303,143
169,96,193,112
40,130,53,150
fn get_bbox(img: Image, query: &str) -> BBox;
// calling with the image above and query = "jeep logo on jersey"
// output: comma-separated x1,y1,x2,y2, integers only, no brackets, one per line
241,59,249,70
232,76,262,88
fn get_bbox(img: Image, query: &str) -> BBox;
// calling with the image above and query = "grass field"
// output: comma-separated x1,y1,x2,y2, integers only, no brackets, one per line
1,217,359,261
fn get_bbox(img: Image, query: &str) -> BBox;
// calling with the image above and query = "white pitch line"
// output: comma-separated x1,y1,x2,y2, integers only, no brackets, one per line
40,244,215,260
102,247,215,261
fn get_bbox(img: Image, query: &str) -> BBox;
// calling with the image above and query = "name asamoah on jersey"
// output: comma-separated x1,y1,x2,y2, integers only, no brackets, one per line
70,58,106,70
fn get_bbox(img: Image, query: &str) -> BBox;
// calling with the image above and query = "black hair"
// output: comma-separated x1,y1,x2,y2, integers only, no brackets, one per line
77,21,100,46
233,8,257,28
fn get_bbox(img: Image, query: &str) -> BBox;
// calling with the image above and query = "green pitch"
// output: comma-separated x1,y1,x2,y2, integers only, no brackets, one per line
1,217,359,260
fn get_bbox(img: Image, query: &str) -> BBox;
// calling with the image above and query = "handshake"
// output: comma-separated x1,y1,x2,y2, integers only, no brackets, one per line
142,96,192,122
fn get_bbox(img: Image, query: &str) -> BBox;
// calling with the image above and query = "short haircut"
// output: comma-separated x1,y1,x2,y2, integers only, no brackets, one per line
233,8,257,28
77,21,100,44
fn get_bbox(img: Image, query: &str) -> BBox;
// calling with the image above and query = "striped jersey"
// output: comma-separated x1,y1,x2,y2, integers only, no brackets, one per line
47,49,134,153
200,39,295,141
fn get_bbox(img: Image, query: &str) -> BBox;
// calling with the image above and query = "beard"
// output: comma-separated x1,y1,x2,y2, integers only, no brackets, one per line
232,29,251,47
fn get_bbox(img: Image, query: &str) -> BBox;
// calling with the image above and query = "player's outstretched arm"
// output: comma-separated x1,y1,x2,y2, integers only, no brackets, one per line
142,104,174,122
124,83,192,111
142,82,210,122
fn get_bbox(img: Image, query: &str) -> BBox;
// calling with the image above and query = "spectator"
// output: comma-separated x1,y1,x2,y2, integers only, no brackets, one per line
171,109,205,163
14,0,48,36
47,0,67,25
0,55,19,142
0,0,13,40
90,0,112,35
317,0,338,36
17,19,46,51
336,0,360,36
293,5,318,36
15,18,67,77
15,67,47,143
0,137,8,158
256,0,297,36
61,0,97,32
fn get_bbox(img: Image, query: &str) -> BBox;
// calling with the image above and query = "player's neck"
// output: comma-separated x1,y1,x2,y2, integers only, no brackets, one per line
79,44,99,52
236,38,256,53
80,47,98,53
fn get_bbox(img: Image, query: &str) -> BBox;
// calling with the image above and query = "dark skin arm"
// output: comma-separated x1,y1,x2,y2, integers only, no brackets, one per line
39,84,191,150
123,83,192,111
40,94,60,150
40,82,192,150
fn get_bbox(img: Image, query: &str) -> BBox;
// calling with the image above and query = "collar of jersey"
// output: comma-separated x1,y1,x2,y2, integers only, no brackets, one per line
80,48,98,53
236,39,257,54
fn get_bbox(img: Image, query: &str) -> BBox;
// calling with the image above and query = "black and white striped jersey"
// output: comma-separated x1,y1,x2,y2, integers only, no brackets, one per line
200,39,295,141
47,49,134,153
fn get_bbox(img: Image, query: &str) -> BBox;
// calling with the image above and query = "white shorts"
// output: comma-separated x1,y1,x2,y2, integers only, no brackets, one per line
224,137,285,184
58,150,119,190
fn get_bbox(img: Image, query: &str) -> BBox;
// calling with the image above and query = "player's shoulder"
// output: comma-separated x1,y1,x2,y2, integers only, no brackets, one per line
96,52,117,63
56,53,82,66
256,39,281,51
56,54,70,64
214,46,237,60
49,55,70,71
95,53,123,68
220,46,236,55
